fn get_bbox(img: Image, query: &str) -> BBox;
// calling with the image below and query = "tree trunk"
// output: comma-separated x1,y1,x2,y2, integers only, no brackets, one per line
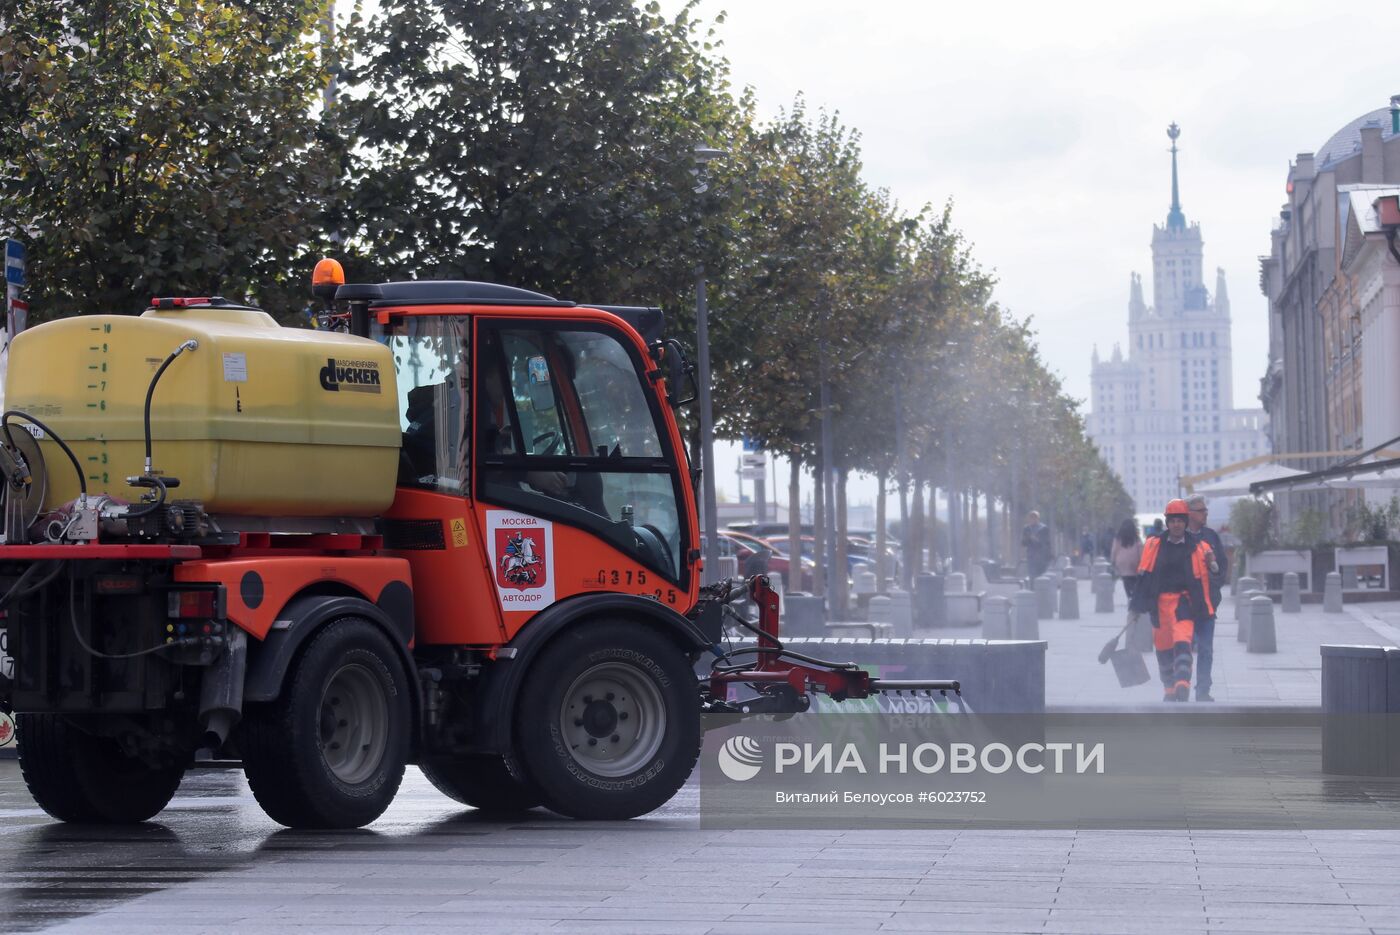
812,456,826,597
835,467,849,616
875,468,888,588
788,456,803,592
969,492,980,570
911,479,925,576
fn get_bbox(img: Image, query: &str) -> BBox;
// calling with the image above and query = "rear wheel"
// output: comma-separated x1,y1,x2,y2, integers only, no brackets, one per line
241,618,410,829
419,753,541,813
514,622,700,820
17,713,185,823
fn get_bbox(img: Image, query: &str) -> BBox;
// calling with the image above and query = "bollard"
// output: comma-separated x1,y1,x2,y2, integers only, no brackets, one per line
1247,595,1277,653
887,588,913,636
914,573,946,630
1093,573,1115,614
867,594,893,627
1057,576,1079,620
969,563,990,593
1324,571,1344,614
982,595,1011,640
1034,575,1056,619
946,572,967,594
854,570,878,597
1236,589,1259,643
783,593,826,638
1235,577,1260,611
1012,590,1040,640
1281,571,1301,614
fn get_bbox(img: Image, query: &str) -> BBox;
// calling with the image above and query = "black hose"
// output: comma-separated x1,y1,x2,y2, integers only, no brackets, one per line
0,562,45,613
2,410,85,499
123,476,168,519
142,340,197,475
66,568,174,660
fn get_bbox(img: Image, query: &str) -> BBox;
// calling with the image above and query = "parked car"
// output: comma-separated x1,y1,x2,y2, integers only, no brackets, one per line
720,529,814,591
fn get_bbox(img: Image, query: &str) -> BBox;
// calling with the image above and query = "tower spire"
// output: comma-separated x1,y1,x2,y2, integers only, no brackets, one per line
1166,122,1186,231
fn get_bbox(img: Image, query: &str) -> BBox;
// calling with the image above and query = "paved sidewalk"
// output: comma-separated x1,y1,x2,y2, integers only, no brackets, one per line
3,765,1400,935
980,578,1399,707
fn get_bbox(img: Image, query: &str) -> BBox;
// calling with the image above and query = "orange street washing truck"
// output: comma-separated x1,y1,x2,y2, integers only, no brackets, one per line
0,261,957,828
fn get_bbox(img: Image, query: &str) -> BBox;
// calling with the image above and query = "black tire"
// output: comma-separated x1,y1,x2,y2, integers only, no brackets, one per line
16,713,185,823
419,753,541,813
240,617,411,829
514,621,700,820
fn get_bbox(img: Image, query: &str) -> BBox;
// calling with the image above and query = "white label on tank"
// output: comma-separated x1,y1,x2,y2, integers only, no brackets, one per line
0,627,10,682
222,352,248,382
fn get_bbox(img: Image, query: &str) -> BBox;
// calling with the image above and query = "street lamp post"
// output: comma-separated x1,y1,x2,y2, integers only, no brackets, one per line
819,341,838,612
693,144,725,585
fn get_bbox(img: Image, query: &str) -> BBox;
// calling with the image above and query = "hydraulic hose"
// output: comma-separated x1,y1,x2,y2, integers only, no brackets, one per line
2,409,86,501
142,339,198,476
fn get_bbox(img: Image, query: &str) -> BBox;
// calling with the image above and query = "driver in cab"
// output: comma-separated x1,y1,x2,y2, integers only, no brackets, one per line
477,347,570,498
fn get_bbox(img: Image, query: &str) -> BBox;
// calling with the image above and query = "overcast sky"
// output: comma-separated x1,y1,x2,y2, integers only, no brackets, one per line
670,0,1396,414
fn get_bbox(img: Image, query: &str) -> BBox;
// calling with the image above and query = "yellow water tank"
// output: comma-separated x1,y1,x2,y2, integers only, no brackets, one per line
4,304,401,517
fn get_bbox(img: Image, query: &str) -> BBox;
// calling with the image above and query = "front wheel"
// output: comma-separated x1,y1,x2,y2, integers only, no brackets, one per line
514,622,700,820
17,713,186,823
240,618,411,829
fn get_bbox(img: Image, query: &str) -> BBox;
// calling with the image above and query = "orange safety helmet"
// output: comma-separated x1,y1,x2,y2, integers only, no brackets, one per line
1164,498,1190,517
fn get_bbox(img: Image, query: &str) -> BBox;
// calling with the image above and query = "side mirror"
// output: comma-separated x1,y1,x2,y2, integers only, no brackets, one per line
652,339,696,407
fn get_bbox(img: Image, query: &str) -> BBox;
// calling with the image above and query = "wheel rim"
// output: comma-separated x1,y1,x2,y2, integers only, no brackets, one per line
558,662,666,778
319,663,388,785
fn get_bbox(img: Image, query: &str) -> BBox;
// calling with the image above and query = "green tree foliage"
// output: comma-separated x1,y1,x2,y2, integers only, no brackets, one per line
340,0,732,313
0,0,339,318
0,0,1129,566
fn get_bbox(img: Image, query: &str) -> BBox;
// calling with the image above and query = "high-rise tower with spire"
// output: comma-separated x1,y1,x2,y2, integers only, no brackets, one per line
1087,124,1269,513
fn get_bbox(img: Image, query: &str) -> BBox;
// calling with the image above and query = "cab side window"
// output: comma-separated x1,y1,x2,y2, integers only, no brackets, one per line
377,316,470,493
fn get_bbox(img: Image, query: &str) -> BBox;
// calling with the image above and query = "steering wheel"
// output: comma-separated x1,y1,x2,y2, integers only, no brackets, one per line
531,430,562,456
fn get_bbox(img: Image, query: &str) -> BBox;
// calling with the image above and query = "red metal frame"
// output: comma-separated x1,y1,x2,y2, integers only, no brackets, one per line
707,576,874,703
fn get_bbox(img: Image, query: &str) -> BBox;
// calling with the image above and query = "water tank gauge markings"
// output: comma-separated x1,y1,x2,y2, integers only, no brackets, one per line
83,322,112,485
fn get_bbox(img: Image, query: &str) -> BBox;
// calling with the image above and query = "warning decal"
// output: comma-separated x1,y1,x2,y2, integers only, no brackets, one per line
486,510,555,611
449,518,469,548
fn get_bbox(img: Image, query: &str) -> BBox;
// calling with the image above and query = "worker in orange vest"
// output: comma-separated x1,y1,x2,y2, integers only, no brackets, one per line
1127,499,1218,702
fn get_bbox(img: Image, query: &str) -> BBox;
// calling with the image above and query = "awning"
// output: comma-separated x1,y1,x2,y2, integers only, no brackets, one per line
1196,463,1317,497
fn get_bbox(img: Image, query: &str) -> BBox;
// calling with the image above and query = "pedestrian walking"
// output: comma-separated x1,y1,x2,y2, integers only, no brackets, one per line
1110,518,1143,599
1021,511,1051,579
1185,494,1226,702
1128,499,1219,702
1079,530,1095,566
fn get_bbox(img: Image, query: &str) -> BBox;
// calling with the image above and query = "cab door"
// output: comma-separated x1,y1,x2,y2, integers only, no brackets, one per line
472,318,692,640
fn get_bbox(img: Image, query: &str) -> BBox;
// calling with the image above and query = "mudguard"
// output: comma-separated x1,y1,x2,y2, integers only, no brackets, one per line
244,592,417,705
472,592,712,755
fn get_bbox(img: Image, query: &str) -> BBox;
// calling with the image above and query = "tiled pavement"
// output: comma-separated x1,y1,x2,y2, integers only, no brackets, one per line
3,578,1400,934
1040,578,1400,706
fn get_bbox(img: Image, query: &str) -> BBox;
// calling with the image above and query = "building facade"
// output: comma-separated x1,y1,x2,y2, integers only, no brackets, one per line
1260,101,1400,528
1088,124,1270,513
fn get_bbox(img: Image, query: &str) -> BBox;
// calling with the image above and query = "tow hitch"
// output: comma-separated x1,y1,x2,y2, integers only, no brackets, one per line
700,576,961,715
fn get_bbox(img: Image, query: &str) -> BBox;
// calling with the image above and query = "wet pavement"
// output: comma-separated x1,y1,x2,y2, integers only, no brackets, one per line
0,761,1398,934
3,578,1400,933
